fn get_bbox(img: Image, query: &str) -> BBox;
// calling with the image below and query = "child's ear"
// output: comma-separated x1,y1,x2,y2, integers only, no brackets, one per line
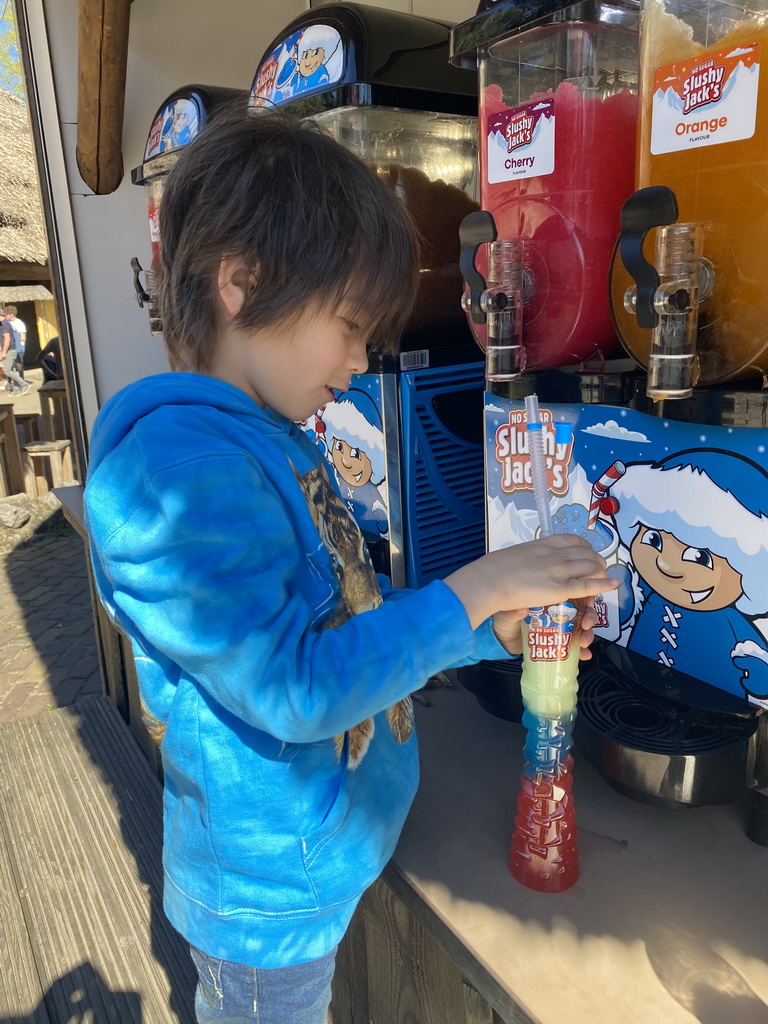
217,257,257,319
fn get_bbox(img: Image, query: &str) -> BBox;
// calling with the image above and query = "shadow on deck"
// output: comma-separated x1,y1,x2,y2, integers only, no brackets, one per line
0,698,196,1022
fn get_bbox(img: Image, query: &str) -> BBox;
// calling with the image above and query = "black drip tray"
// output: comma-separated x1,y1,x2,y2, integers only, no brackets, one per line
577,666,758,756
576,657,760,808
457,658,523,723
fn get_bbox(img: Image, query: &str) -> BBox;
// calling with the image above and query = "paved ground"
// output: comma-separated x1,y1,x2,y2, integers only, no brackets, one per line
3,362,45,418
0,366,101,723
0,524,101,723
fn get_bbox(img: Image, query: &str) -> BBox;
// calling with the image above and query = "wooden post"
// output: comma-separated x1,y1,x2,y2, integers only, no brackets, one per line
77,0,132,195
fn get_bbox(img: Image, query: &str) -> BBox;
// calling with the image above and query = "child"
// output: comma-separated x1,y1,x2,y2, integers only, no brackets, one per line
84,108,613,1024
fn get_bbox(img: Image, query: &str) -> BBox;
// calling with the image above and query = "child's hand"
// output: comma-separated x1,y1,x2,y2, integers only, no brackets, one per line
492,601,601,660
445,535,617,630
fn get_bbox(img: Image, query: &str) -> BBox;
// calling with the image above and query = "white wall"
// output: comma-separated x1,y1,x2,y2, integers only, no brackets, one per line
34,0,478,421
346,0,477,21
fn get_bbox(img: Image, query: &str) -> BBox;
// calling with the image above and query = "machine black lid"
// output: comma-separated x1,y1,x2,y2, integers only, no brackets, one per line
132,85,246,185
251,2,476,117
450,0,639,70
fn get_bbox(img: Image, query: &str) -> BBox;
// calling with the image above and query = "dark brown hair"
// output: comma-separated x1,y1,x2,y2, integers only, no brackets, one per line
157,104,420,372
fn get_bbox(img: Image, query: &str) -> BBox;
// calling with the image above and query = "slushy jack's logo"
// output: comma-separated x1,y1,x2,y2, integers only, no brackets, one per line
682,59,726,114
525,603,578,661
593,598,610,629
495,408,573,495
255,58,279,99
527,627,574,661
506,113,534,151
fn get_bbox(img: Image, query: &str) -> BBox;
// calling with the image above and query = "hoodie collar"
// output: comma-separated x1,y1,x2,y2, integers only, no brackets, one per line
89,372,298,473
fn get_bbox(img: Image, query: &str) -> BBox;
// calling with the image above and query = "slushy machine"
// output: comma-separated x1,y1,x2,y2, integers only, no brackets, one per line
131,85,245,333
251,3,486,588
452,0,768,845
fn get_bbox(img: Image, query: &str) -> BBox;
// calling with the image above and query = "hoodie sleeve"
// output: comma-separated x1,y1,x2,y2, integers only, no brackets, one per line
374,573,507,669
86,450,506,742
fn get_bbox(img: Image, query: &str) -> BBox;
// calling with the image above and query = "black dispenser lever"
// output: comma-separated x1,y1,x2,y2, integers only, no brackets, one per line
619,186,679,329
131,256,151,307
459,211,497,324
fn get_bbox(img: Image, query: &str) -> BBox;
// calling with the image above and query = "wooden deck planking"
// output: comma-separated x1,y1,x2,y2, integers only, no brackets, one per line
0,799,50,1022
0,698,196,1023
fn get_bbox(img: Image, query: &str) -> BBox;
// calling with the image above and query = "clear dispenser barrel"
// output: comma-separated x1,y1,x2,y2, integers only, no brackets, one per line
311,106,479,347
610,0,768,384
644,221,706,399
484,239,524,381
468,2,640,368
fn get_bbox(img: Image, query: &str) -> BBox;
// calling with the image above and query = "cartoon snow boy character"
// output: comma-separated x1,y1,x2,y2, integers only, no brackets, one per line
158,102,196,153
548,602,578,633
525,607,550,628
609,449,768,701
320,389,388,540
275,25,339,97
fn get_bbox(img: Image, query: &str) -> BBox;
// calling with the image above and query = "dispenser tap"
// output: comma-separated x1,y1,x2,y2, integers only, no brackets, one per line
131,256,163,334
619,186,709,401
131,256,151,308
459,211,524,382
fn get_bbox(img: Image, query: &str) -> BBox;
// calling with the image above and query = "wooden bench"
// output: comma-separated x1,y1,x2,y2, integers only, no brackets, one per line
23,439,75,496
0,699,197,1022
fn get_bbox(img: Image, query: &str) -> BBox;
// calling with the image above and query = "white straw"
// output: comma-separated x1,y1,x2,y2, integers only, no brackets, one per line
525,394,553,537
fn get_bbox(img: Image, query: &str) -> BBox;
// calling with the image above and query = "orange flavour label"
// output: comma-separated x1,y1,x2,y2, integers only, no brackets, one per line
651,42,760,154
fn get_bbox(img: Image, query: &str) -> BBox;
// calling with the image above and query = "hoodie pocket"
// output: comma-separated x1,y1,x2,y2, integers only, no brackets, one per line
302,763,356,871
301,729,419,908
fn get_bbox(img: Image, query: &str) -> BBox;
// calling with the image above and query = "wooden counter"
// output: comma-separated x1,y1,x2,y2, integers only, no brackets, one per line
379,682,768,1024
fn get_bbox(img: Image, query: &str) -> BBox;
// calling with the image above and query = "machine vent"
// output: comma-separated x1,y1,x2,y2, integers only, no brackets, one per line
577,667,758,755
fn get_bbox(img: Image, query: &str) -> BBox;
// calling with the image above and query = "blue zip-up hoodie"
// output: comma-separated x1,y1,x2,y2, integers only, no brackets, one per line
84,373,506,968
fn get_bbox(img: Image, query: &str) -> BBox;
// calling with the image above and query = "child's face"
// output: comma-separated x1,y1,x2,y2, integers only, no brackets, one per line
630,526,743,610
210,304,369,422
331,438,373,488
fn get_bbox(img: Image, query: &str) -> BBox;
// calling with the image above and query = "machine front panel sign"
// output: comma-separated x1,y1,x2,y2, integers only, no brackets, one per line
486,395,768,710
252,24,344,108
651,42,760,154
486,98,555,183
299,377,388,544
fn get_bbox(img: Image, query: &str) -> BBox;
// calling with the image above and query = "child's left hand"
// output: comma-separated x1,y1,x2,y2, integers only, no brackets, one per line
492,600,600,659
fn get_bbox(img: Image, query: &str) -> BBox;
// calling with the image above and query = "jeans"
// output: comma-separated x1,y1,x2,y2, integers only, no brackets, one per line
2,347,23,390
189,945,337,1024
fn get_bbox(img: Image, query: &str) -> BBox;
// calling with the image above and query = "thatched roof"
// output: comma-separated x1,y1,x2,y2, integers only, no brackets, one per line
0,284,53,302
0,91,48,265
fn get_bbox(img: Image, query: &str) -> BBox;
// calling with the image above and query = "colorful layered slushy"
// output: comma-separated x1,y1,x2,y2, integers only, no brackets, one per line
509,599,584,892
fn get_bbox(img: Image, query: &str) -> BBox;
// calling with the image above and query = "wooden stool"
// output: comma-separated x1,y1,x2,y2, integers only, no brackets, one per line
23,439,74,496
0,401,25,495
38,379,70,441
15,412,41,446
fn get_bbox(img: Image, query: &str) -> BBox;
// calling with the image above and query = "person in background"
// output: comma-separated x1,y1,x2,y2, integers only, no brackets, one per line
4,306,27,380
0,309,30,395
84,108,615,1024
36,335,63,383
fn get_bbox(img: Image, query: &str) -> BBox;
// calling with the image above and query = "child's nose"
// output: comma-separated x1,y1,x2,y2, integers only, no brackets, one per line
350,339,368,375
